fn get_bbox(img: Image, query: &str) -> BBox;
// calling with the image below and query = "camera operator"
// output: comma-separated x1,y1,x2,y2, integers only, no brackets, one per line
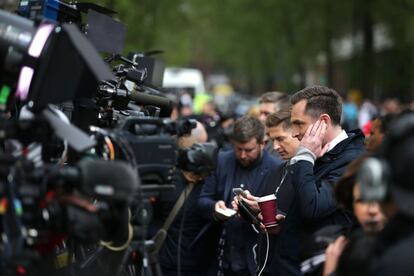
152,137,219,276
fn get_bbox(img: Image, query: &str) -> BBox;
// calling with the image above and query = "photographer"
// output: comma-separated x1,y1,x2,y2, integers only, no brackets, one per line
152,137,219,276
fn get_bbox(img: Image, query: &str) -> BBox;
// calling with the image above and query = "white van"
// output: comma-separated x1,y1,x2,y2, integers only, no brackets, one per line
162,67,206,95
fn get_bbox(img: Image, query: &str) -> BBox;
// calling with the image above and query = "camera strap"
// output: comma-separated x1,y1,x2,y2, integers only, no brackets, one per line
151,182,195,254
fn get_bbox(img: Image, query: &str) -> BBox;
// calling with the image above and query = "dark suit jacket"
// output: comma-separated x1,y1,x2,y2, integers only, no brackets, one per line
198,149,283,275
258,129,365,276
289,129,365,229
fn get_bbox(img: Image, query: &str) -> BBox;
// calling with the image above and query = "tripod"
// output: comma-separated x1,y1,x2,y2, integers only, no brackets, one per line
114,184,175,276
114,234,162,276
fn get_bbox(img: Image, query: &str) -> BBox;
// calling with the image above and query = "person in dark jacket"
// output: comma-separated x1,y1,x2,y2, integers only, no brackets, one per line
152,137,220,276
362,113,414,276
233,87,365,275
322,155,388,276
157,172,220,276
255,109,302,276
288,85,365,233
233,86,365,276
318,112,414,276
286,86,365,276
198,116,284,276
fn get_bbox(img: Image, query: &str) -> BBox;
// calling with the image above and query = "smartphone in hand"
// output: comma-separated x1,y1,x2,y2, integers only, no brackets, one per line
232,188,246,197
215,208,237,218
238,198,261,226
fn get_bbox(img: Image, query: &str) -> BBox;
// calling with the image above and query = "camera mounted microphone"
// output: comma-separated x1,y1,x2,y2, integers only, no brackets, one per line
52,159,140,203
78,159,140,203
128,90,173,117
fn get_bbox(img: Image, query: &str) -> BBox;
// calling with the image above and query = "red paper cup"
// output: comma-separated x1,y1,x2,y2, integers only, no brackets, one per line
257,194,277,228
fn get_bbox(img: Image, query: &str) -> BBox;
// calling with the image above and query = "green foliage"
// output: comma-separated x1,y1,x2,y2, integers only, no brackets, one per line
91,0,414,97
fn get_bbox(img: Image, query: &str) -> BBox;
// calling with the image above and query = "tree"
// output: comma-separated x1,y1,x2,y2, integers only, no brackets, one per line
93,0,414,99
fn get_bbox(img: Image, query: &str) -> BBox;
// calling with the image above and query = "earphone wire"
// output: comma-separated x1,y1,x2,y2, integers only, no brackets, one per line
257,231,269,276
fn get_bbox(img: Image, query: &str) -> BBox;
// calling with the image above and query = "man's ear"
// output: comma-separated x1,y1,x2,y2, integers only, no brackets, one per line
259,140,265,150
320,114,331,125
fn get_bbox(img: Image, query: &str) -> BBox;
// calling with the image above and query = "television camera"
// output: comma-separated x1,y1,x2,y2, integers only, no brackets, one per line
0,1,216,275
0,4,135,275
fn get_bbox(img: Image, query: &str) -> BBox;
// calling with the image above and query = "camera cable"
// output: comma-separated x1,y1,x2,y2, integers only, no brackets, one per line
99,209,134,252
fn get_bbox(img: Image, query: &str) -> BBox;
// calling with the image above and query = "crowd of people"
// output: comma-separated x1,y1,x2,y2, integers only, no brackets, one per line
150,85,414,276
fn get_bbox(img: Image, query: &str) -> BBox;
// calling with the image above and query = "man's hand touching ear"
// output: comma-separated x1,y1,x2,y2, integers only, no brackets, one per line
300,120,330,158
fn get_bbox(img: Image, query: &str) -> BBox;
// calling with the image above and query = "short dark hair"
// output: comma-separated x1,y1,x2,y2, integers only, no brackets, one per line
377,113,397,135
259,91,291,113
265,109,292,130
291,85,343,125
231,116,265,143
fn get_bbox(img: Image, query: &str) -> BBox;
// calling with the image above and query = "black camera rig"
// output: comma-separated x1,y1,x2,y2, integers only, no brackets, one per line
0,1,218,275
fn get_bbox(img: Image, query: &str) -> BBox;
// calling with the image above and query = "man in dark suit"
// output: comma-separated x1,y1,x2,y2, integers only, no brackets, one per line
260,86,365,276
232,109,304,276
198,116,283,275
239,87,365,276
288,85,365,233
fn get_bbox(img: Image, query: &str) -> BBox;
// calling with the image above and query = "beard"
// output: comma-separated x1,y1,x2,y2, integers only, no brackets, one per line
237,151,263,168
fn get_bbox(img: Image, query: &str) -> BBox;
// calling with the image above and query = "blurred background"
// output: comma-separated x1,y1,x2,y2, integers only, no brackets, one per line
3,0,413,120
90,0,414,101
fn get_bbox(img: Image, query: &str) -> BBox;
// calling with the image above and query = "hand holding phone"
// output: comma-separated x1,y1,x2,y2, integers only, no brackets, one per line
215,208,237,218
238,198,261,226
232,188,260,213
214,200,237,220
232,188,246,197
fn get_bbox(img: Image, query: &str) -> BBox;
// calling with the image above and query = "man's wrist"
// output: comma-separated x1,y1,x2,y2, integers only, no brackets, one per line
289,146,317,165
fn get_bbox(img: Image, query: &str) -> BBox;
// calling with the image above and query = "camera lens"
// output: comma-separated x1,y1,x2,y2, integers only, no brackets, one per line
0,10,35,83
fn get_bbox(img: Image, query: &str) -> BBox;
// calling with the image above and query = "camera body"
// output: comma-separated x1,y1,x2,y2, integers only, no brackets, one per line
0,2,203,275
116,121,177,186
